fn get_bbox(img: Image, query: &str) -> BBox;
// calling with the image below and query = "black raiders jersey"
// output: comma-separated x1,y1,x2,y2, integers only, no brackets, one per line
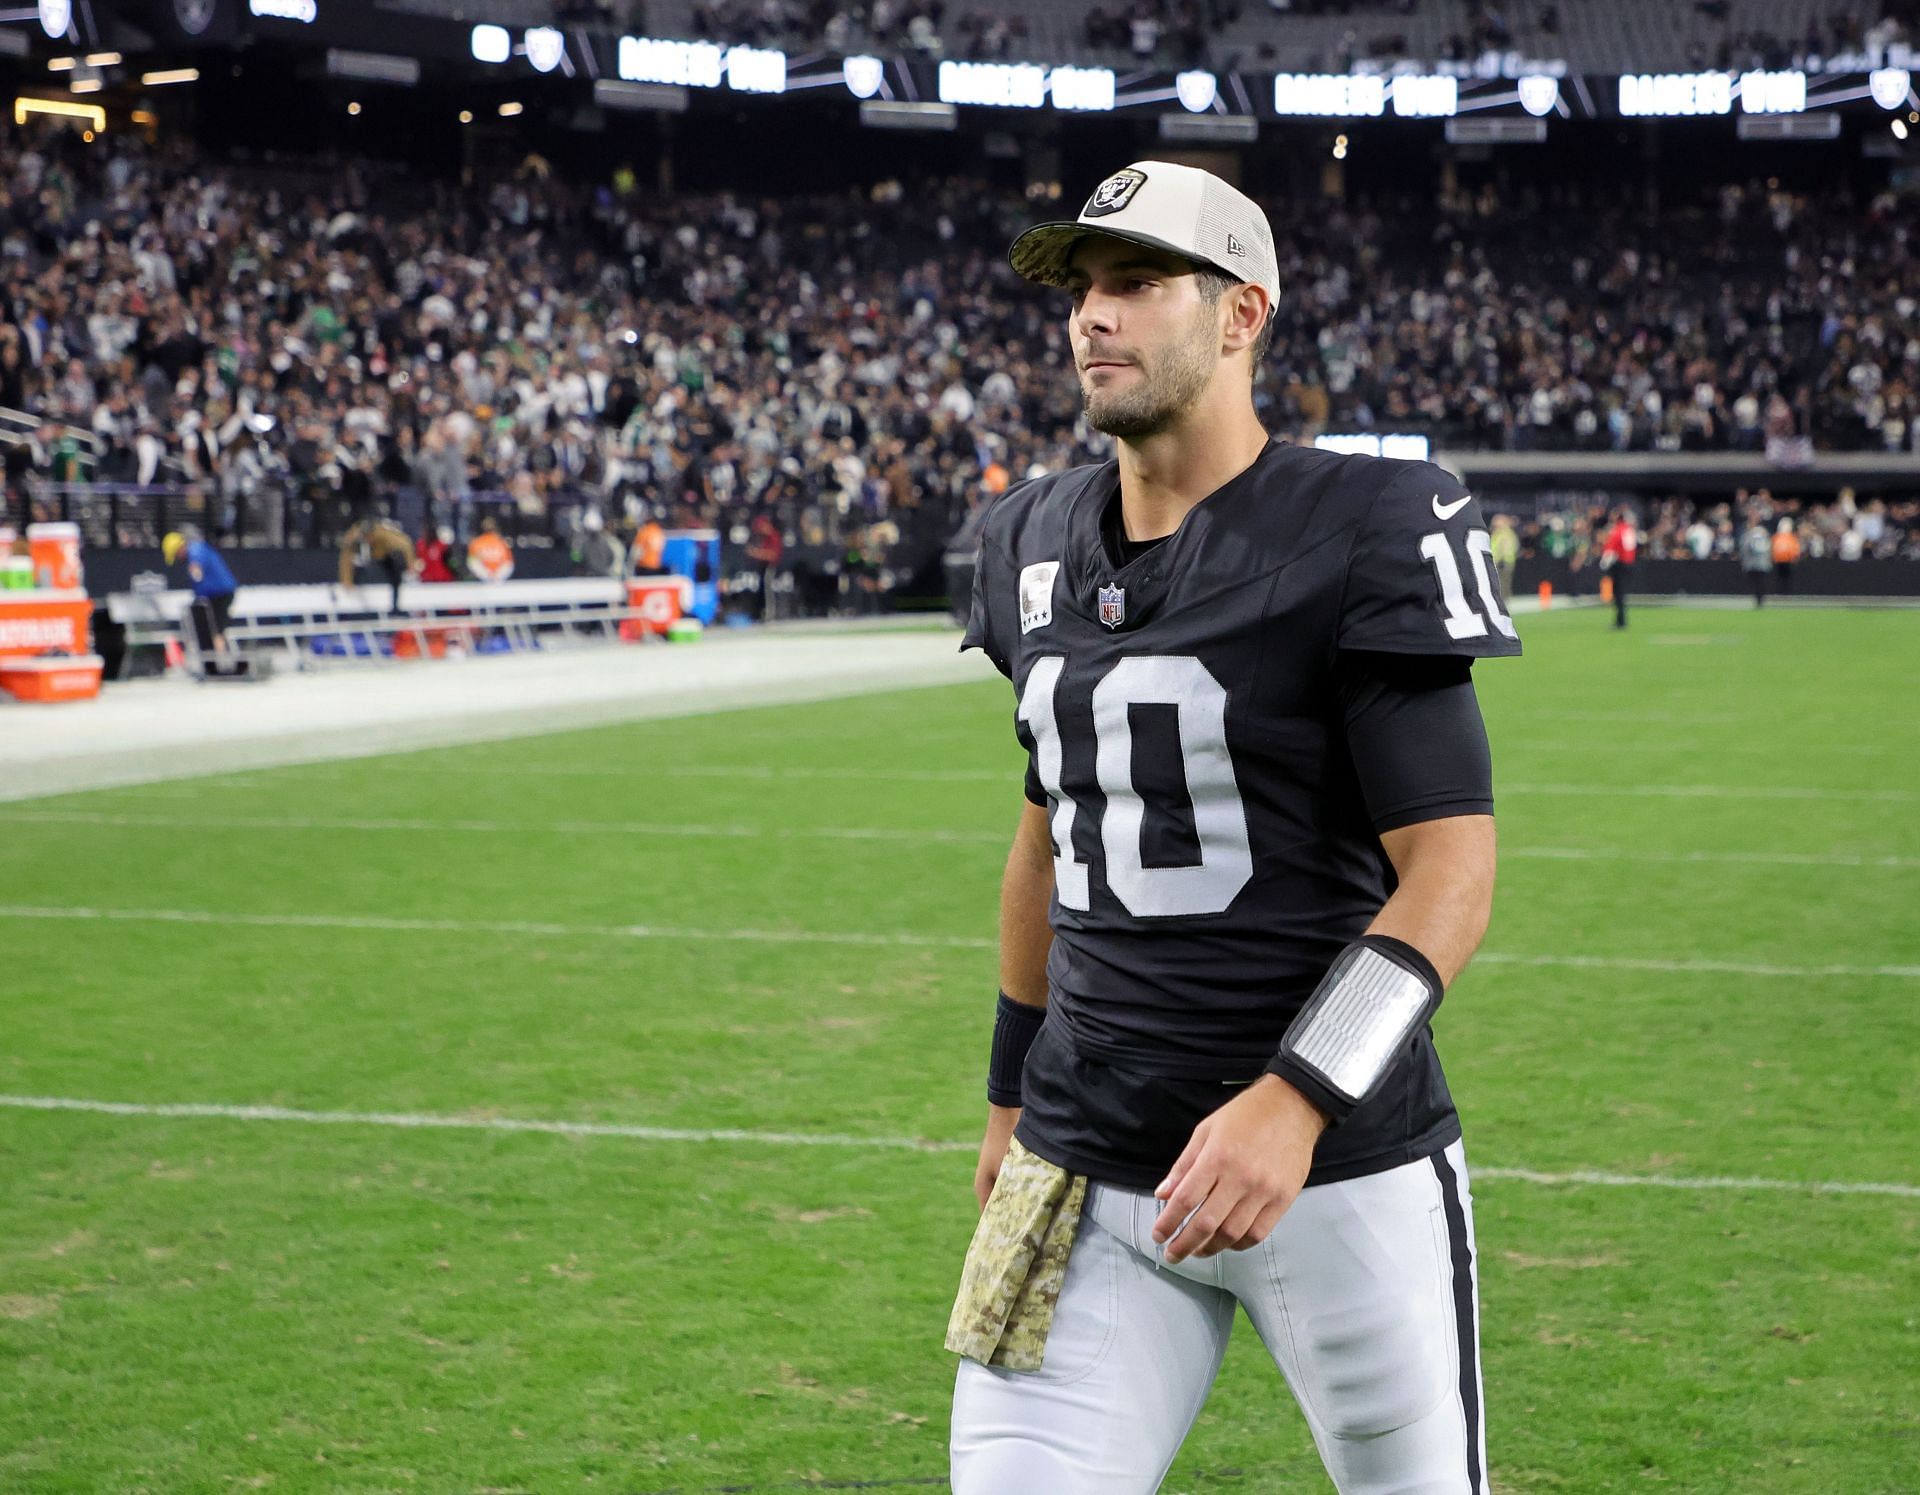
962,438,1522,1189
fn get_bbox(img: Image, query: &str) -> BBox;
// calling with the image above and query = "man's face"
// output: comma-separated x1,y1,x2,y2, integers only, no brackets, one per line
1063,238,1218,441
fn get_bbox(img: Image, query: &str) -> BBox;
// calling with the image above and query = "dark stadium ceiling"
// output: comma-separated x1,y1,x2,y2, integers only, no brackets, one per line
3,0,1915,132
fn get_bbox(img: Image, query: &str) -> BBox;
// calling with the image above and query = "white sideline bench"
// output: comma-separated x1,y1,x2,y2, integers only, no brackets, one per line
105,576,693,675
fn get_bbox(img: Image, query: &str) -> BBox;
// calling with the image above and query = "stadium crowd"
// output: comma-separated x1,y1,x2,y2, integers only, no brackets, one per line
1,123,1917,602
1526,490,1920,567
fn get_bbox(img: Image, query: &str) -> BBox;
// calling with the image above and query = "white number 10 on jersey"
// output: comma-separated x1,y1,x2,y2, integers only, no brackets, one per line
1017,654,1255,919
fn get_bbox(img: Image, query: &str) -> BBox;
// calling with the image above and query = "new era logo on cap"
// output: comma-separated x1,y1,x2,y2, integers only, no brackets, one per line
1007,159,1280,315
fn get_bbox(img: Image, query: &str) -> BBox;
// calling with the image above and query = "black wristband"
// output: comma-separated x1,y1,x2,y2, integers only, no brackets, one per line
987,992,1045,1108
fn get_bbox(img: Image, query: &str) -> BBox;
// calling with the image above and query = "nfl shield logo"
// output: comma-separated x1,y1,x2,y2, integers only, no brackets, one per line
1098,583,1126,629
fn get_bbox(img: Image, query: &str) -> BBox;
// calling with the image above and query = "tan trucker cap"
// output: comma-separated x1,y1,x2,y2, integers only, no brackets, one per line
1008,160,1280,312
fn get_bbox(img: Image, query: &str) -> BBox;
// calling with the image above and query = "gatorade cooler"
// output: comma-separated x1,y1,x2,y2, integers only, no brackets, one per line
622,575,687,641
27,522,82,591
1,557,32,591
0,653,103,702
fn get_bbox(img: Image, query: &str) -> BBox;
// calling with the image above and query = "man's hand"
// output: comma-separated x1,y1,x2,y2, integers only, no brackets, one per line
973,1104,1021,1211
1151,1075,1327,1263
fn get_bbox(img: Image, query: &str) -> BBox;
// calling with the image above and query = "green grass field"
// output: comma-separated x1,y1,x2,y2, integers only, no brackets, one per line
2,605,1917,1493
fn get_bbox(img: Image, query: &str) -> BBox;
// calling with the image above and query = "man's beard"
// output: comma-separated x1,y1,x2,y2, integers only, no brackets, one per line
1081,314,1216,440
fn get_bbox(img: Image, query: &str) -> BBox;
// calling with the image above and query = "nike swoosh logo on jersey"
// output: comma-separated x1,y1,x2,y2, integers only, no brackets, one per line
1431,492,1472,520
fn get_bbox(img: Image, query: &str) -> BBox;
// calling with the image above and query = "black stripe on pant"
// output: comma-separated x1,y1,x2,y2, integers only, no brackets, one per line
1431,1148,1486,1494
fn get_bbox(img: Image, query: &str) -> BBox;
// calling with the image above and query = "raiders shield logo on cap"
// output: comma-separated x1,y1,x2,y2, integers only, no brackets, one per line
1084,168,1147,219
1098,583,1126,629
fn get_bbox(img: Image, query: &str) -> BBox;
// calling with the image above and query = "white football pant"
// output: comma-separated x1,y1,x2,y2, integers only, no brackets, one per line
951,1139,1486,1494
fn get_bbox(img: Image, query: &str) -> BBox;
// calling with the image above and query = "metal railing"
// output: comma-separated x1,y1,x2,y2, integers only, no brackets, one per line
2,482,592,551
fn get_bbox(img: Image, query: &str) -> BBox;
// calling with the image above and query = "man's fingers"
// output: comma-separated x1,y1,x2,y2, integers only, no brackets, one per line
1154,1122,1210,1201
1196,1195,1267,1259
1151,1170,1216,1247
1161,1193,1233,1263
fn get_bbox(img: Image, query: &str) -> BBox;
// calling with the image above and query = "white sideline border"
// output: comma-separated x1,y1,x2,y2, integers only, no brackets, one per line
2,903,1917,977
2,1094,1914,1200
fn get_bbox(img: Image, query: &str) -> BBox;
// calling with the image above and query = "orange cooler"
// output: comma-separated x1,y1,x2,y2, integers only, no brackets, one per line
0,653,103,702
27,522,82,590
622,576,684,640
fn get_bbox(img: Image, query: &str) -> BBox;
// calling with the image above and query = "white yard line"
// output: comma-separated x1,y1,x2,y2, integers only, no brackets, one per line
3,811,1909,872
1505,846,1918,870
0,904,1914,977
1502,783,1915,802
2,1093,1914,1199
0,904,998,950
0,809,1006,845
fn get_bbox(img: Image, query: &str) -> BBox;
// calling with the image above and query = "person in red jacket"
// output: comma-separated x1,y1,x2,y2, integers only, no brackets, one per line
417,525,458,583
1599,505,1638,629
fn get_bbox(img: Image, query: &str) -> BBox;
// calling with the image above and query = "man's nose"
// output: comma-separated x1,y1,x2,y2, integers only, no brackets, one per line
1073,291,1119,339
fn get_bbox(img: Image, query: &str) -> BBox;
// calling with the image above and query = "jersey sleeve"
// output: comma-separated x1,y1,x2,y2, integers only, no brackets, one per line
1337,462,1522,660
958,549,1012,680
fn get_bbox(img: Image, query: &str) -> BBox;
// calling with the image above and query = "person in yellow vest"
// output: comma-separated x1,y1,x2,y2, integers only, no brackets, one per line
466,518,516,584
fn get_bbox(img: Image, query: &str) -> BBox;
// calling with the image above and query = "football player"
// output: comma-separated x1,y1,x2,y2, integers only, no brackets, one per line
950,162,1522,1493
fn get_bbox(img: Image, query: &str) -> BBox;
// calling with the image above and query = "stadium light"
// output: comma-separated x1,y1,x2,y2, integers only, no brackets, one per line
141,68,199,85
938,60,1046,108
1273,74,1385,118
14,96,104,130
1391,74,1457,118
1895,118,1910,140
37,0,68,40
1869,68,1911,110
1739,70,1806,114
725,45,785,95
1158,113,1255,143
593,77,689,112
1174,70,1216,113
471,24,509,64
1517,75,1559,116
82,50,118,65
69,75,101,93
249,0,317,20
1049,65,1114,113
46,56,73,70
524,27,563,74
458,109,472,123
326,49,420,86
842,55,883,99
617,36,722,88
860,100,957,131
498,100,523,117
1619,72,1732,117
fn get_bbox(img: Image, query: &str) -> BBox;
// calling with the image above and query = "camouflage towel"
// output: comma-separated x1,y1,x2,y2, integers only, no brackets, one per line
944,1138,1087,1372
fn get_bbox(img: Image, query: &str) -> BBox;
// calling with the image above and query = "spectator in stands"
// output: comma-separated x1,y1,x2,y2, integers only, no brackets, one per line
341,517,418,615
573,508,625,579
630,515,668,577
746,513,783,621
417,525,460,585
467,518,516,585
162,529,238,656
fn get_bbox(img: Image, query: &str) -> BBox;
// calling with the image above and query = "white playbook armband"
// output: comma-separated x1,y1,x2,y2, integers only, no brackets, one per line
1267,935,1444,1120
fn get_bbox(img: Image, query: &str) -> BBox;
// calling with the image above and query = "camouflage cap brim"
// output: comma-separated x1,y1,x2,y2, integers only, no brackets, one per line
1008,221,1228,290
